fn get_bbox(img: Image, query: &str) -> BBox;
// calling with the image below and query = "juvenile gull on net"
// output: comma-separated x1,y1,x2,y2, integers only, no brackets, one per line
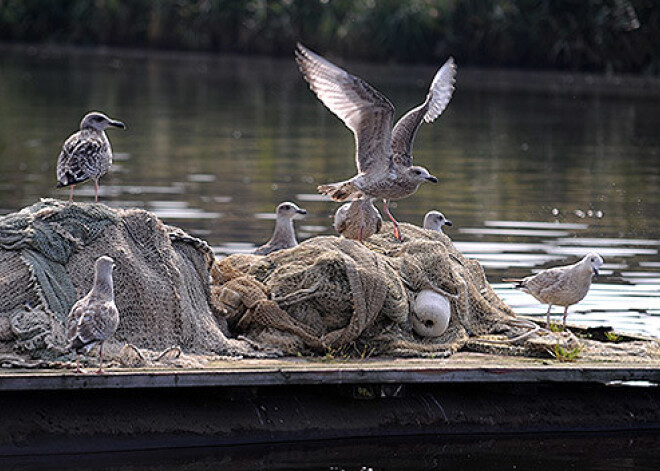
505,252,604,330
66,256,120,374
295,43,456,240
334,198,382,242
254,202,307,256
423,210,453,234
56,111,126,202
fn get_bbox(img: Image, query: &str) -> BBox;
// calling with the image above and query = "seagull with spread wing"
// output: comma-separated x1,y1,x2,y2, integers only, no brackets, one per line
295,43,456,240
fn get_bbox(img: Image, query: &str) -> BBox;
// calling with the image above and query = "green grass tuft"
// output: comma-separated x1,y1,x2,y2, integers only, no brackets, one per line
550,344,583,362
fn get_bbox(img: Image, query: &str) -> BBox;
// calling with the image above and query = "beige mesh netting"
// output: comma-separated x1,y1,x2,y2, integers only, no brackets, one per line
0,199,251,367
211,222,529,357
3,202,656,366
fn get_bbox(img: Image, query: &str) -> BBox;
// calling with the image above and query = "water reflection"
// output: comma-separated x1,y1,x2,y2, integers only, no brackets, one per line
0,47,659,336
2,433,659,470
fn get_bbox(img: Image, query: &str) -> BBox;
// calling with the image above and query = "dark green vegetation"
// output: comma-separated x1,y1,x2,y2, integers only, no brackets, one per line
0,0,658,74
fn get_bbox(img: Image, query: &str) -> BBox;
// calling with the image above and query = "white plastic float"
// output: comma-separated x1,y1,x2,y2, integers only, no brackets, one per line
411,289,452,337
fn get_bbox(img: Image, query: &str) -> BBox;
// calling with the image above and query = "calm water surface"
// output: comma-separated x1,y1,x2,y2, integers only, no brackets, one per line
0,47,659,336
0,46,660,470
2,433,660,470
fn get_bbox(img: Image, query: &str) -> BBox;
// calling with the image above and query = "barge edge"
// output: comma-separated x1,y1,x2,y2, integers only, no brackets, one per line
1,354,660,456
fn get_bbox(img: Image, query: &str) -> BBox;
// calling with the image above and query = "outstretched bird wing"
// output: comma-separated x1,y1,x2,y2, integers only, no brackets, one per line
296,43,395,175
391,57,456,167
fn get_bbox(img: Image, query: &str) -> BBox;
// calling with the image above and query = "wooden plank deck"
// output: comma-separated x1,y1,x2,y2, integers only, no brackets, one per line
1,352,659,391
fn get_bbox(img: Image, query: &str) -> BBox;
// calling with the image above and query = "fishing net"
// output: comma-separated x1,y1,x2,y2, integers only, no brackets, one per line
0,199,250,367
2,201,656,366
211,222,528,357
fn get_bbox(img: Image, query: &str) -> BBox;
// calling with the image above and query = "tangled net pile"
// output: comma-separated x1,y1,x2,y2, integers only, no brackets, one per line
0,199,247,367
212,222,540,357
2,201,656,366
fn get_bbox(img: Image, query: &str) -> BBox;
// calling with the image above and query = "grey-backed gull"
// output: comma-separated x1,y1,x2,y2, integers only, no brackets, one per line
423,210,453,234
254,202,307,255
66,255,120,374
505,253,603,330
56,111,125,202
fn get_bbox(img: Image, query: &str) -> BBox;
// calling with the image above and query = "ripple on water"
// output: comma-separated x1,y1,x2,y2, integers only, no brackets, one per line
555,237,660,246
295,193,333,202
117,184,186,195
620,274,660,285
112,152,131,161
484,220,589,230
153,210,222,219
545,246,659,257
148,202,222,220
299,225,329,233
462,252,562,266
187,174,217,183
254,212,277,220
213,243,256,257
454,242,549,253
640,262,660,268
459,228,572,237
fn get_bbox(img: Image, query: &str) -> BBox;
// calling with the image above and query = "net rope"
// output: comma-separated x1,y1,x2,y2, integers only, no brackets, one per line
212,223,525,357
1,201,657,365
0,199,252,366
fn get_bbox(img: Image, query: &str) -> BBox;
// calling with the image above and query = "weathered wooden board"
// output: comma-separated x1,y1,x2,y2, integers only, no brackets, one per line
0,352,658,391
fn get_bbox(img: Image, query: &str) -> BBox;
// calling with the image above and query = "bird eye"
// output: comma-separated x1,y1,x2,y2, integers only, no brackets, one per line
282,205,290,210
414,170,421,175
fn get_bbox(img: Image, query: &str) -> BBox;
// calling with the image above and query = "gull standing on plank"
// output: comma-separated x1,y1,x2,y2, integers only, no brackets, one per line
334,198,382,242
254,202,307,255
56,111,126,202
295,43,456,240
505,253,603,330
67,256,120,374
423,210,453,234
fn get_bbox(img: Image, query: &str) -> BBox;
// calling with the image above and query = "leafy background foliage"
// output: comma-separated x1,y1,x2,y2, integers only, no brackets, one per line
0,0,657,73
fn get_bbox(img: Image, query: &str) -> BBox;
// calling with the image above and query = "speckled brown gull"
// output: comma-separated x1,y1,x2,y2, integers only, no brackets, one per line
56,111,125,203
295,43,456,240
254,202,307,256
505,252,604,330
66,256,120,374
423,210,453,234
334,198,382,242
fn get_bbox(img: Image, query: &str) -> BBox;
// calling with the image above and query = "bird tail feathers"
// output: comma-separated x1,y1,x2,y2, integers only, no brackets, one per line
67,335,97,354
56,171,87,188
